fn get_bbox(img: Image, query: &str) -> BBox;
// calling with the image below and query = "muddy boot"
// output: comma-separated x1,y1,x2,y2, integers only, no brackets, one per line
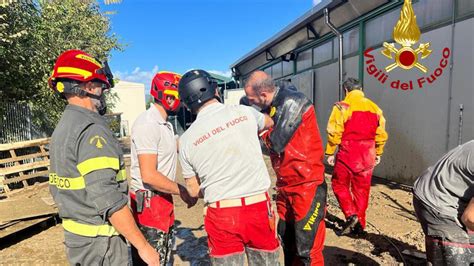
351,222,367,238
339,215,358,236
210,253,245,266
246,247,279,266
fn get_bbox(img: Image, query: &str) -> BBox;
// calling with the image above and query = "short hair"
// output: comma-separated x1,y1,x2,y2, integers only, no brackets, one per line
343,77,362,92
245,71,275,94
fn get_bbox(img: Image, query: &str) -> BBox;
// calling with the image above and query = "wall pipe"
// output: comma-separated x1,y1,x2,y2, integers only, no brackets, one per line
324,8,343,101
445,0,457,150
458,104,464,146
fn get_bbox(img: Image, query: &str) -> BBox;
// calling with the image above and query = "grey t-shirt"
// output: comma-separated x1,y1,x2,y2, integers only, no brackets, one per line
179,102,271,203
130,105,177,192
413,140,474,221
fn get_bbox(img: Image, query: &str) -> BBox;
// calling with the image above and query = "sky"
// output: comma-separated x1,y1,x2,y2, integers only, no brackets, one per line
99,0,321,89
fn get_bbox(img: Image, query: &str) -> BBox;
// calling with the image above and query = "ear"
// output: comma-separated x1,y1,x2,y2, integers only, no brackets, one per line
83,82,94,92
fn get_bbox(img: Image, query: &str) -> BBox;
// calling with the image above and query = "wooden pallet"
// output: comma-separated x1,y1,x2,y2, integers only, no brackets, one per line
0,138,50,195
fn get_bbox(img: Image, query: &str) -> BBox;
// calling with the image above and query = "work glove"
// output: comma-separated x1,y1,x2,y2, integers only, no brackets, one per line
327,155,335,166
375,155,381,166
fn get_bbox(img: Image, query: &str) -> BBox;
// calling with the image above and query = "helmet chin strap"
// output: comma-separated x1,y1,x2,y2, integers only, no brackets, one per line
81,89,107,116
57,80,108,115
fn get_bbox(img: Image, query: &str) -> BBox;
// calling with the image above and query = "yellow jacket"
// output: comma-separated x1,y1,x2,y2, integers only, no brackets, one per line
325,90,388,156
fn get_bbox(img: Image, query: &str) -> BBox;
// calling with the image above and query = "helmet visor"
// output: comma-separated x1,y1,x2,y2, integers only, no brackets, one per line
96,61,114,88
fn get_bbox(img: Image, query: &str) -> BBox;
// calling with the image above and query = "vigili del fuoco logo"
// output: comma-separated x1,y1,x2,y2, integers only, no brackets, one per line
364,0,451,91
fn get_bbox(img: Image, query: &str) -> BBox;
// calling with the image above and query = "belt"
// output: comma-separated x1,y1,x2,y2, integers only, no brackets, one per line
208,192,269,208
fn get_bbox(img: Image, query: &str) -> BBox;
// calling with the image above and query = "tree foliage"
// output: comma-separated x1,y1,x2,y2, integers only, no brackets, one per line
0,0,122,135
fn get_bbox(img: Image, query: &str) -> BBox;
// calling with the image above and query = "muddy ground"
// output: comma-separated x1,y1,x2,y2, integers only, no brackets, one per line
0,157,426,265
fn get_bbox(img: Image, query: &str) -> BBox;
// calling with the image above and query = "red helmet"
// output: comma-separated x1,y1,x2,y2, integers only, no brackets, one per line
48,49,114,93
150,71,181,112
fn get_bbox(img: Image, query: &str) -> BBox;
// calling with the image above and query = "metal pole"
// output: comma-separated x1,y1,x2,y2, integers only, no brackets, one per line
324,8,344,101
445,0,456,150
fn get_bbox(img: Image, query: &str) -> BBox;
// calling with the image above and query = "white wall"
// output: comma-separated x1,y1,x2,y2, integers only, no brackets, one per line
112,81,146,135
224,88,245,105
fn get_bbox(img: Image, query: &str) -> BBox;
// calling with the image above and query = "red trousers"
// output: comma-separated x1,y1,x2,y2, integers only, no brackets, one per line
204,199,280,257
277,181,327,266
332,161,373,228
129,192,175,232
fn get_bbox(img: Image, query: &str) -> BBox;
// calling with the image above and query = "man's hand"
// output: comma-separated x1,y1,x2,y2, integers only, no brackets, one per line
138,244,160,266
327,155,335,166
375,156,381,166
462,198,474,231
108,206,160,266
179,184,198,208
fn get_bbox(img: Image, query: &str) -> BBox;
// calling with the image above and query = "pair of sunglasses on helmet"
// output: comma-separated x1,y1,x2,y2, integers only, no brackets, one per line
96,61,115,89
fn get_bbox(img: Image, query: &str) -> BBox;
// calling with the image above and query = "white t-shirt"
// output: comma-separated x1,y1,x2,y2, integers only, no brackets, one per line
179,102,271,203
130,105,177,192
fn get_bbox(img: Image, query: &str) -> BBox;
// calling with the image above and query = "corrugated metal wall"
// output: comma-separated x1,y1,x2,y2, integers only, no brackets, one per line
290,19,473,184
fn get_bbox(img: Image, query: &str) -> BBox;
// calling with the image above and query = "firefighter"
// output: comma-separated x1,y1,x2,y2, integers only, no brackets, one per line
244,70,327,265
48,49,160,265
177,69,279,265
413,140,474,265
129,71,197,266
325,77,388,235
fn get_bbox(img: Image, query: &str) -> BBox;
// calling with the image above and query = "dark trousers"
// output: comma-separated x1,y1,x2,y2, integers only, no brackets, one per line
131,224,175,266
413,196,474,265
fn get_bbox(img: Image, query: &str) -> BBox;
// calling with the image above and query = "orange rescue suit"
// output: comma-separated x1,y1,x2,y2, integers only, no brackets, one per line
325,90,388,228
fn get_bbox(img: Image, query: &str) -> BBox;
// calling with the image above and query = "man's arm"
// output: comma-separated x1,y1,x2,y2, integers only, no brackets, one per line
132,122,174,193
138,154,180,194
375,109,388,156
461,198,474,231
325,104,345,156
109,206,160,265
138,154,196,207
247,106,274,131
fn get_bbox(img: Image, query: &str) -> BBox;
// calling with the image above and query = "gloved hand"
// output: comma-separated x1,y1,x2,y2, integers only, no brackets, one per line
327,155,335,166
178,184,198,208
375,155,381,166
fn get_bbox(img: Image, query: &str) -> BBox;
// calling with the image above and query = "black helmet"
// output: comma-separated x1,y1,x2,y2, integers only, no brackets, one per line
178,69,218,113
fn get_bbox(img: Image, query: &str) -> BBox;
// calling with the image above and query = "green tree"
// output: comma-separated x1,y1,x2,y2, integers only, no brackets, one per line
0,0,122,135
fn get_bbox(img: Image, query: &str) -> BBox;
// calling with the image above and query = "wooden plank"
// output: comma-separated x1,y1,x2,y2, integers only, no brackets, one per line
0,216,52,239
0,138,50,151
39,144,48,156
2,170,49,185
0,151,49,165
2,182,49,198
0,197,57,223
9,149,29,187
0,174,10,193
0,160,50,176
